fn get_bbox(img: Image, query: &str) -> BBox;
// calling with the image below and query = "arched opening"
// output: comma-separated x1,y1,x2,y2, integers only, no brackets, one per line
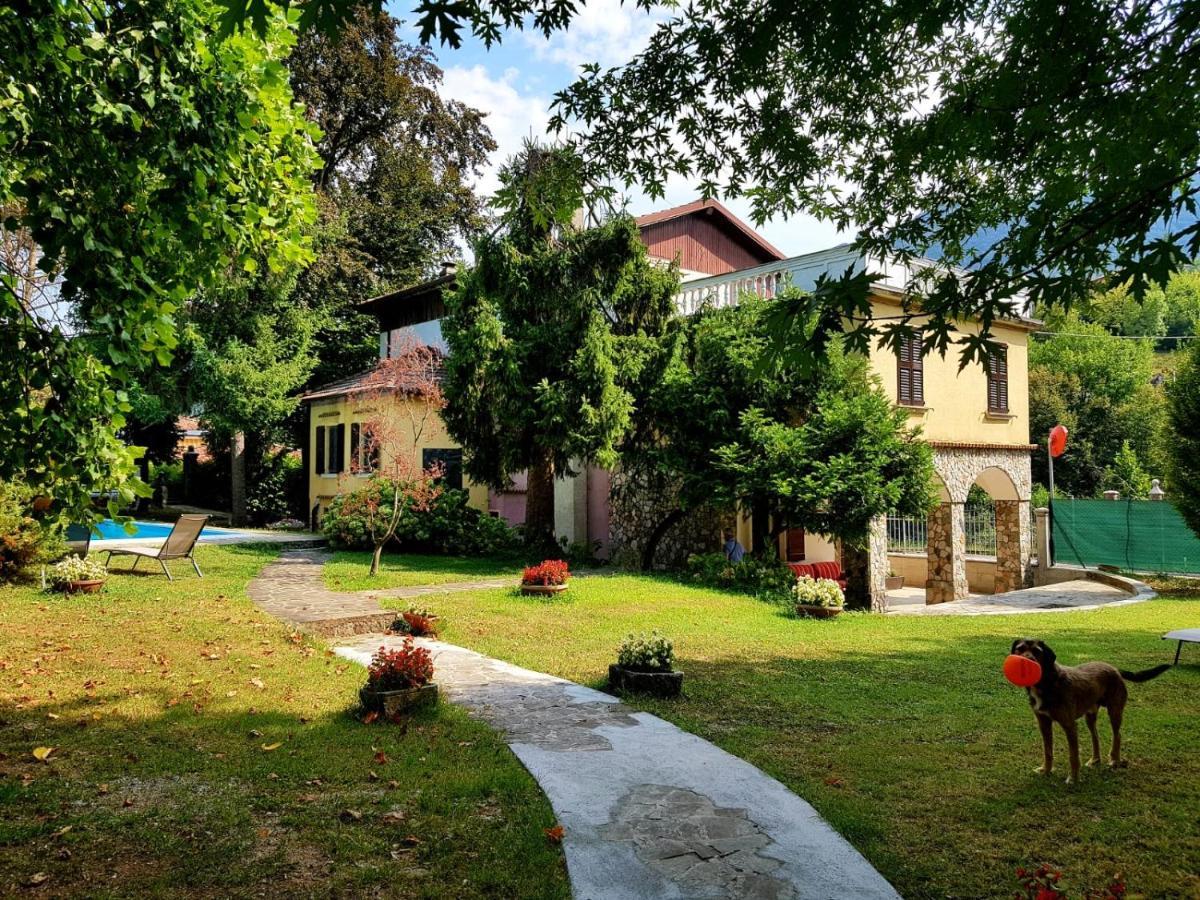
970,465,1029,594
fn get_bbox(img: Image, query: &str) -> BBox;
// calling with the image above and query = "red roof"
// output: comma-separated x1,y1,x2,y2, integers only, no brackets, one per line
634,199,785,262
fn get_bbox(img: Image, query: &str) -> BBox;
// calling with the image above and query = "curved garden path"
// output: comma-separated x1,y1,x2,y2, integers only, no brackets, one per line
248,550,901,900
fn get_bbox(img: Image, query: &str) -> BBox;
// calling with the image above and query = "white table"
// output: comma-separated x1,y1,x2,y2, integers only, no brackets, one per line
1163,628,1200,666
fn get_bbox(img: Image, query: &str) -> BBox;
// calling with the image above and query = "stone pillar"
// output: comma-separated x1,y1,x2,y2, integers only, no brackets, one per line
1034,507,1051,570
993,499,1031,593
843,515,889,612
926,502,967,603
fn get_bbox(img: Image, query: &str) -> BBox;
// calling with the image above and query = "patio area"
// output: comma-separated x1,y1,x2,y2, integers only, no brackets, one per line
885,578,1151,615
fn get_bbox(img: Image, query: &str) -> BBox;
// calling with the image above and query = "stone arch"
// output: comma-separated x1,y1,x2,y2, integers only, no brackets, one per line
973,465,1020,501
930,445,1032,505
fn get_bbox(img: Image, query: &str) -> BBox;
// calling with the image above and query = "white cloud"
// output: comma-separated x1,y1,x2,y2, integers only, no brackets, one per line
520,0,667,72
440,64,552,199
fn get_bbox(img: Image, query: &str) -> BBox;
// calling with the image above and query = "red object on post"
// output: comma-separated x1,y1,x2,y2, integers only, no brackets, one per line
1049,425,1068,458
1003,654,1043,687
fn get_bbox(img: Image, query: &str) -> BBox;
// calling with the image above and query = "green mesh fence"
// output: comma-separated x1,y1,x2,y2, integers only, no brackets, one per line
1052,498,1200,574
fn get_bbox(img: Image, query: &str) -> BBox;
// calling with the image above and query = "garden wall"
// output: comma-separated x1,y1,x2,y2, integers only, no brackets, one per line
889,552,997,594
608,469,729,569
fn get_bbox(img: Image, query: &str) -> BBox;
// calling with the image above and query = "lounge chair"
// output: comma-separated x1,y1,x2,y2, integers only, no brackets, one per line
103,514,209,580
65,523,92,557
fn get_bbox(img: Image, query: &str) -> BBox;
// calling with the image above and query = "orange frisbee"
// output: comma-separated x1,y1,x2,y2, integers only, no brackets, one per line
1003,654,1042,687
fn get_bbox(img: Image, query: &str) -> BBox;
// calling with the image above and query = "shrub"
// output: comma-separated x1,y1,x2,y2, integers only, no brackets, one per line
366,639,434,691
322,485,521,556
49,554,107,588
522,559,570,586
685,552,795,603
0,480,60,582
247,451,305,525
616,631,674,672
793,576,844,609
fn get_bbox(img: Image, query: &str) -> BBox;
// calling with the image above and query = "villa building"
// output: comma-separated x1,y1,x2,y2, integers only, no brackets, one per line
300,200,1036,609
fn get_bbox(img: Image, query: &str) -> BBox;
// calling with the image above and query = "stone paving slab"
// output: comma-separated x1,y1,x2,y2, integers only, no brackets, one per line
886,579,1149,616
336,634,901,900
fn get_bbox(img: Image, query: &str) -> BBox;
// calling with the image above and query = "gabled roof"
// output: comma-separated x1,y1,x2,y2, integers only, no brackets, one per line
634,199,786,262
301,351,445,403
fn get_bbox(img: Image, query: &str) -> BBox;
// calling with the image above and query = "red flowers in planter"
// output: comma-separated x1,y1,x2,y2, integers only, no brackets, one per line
521,559,570,586
367,639,433,692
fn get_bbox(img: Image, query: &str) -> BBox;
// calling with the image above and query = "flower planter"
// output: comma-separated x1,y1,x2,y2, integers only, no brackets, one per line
608,664,683,698
359,682,438,717
796,604,842,619
884,575,905,591
520,583,569,597
64,579,105,594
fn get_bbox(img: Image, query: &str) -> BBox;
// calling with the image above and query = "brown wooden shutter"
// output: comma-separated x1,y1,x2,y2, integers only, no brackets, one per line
350,423,360,470
785,528,806,562
314,426,326,475
897,332,924,406
988,347,1009,413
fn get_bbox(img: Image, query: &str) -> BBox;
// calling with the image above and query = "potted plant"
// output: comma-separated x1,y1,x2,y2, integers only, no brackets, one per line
392,605,439,637
885,568,905,591
359,638,437,716
608,631,683,698
793,575,845,619
520,559,570,596
49,555,107,594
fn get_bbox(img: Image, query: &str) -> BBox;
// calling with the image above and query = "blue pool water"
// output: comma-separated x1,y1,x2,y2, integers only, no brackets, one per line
94,519,239,541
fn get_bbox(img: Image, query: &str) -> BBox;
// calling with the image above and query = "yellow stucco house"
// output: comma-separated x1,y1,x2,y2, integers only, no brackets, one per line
300,201,1037,610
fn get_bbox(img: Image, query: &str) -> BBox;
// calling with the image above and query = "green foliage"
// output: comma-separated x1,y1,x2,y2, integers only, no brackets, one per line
684,552,796,605
1085,270,1200,346
245,452,305,525
1168,340,1200,536
0,1,318,522
1102,441,1153,499
0,480,62,582
1029,314,1166,496
637,296,933,559
322,484,521,556
616,631,674,672
442,150,676,541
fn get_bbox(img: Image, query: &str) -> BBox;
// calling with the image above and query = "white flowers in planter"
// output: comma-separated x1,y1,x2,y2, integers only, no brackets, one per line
49,554,107,588
616,631,675,672
793,575,844,609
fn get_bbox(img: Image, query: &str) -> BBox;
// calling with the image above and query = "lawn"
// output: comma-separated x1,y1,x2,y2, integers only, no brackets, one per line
323,551,524,592
0,544,568,898
379,574,1200,899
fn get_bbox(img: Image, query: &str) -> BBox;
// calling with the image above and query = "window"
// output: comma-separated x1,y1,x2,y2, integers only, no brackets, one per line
422,448,463,491
897,332,924,406
350,423,378,473
314,426,326,475
987,346,1009,414
325,423,345,474
785,528,806,562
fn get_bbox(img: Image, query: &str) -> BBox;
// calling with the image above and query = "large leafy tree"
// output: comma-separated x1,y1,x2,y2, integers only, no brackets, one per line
225,0,1200,370
1168,340,1200,535
1028,314,1167,496
630,296,934,575
442,143,677,549
0,1,318,522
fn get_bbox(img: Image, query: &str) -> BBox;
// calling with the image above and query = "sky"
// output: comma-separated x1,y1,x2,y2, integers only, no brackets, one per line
387,0,849,258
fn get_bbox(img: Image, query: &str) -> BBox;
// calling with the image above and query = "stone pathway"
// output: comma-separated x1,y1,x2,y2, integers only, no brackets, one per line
246,549,514,637
886,578,1153,616
336,634,900,900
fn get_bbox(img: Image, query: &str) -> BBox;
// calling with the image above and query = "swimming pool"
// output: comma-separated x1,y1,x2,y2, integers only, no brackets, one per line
94,519,242,541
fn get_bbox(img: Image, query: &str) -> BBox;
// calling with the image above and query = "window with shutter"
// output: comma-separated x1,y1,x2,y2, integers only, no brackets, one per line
785,528,806,562
314,426,326,475
334,424,347,473
897,332,924,406
350,423,361,471
987,347,1009,413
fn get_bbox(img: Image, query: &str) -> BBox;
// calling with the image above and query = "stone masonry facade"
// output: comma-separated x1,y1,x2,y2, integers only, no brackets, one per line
608,468,730,570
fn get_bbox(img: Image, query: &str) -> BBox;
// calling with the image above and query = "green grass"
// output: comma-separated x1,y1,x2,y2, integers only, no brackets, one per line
0,544,567,898
323,551,525,592
379,574,1200,899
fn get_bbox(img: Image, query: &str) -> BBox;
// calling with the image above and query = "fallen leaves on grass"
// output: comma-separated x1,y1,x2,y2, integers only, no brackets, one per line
545,824,565,845
261,742,282,752
31,746,55,762
339,809,362,823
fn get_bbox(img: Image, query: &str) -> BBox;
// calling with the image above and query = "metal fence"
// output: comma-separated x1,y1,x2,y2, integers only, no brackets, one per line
887,509,998,556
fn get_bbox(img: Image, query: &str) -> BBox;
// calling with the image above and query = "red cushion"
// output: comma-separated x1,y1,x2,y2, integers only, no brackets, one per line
813,561,842,581
787,563,815,579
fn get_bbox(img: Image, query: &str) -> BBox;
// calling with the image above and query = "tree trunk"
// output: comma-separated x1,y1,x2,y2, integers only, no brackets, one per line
751,499,770,555
640,507,687,571
230,431,247,526
370,542,384,576
524,447,557,554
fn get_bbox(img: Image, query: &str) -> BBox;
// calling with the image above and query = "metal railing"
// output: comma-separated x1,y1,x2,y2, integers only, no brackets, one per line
886,510,999,557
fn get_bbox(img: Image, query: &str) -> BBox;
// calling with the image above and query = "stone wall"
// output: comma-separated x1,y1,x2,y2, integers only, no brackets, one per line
993,499,1032,592
608,469,729,570
926,502,968,603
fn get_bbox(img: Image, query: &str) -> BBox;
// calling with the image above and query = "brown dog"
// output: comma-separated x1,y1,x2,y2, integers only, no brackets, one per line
1010,639,1170,783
